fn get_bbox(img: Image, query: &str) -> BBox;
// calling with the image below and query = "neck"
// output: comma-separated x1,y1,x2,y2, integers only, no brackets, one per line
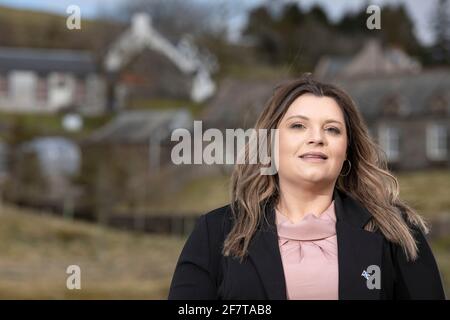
276,179,335,223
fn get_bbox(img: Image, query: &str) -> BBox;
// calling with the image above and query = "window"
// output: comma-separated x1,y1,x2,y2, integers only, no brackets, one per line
426,123,447,161
428,94,448,116
8,71,37,109
378,125,400,162
381,95,409,117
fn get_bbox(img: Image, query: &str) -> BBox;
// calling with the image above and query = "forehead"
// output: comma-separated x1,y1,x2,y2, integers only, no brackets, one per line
283,93,344,121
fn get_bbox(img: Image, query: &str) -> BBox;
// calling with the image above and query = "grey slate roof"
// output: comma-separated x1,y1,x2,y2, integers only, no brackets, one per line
314,40,421,79
202,69,450,130
87,109,192,144
0,47,97,76
334,69,450,120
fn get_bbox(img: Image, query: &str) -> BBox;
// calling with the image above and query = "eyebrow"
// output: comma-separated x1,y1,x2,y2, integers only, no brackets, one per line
286,115,344,126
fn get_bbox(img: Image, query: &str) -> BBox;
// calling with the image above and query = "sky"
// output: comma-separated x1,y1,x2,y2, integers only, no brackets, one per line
0,0,441,45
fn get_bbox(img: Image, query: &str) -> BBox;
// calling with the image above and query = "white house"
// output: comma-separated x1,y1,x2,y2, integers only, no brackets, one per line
0,47,106,114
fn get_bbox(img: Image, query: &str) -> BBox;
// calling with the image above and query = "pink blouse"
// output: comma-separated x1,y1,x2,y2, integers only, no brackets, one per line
275,200,339,300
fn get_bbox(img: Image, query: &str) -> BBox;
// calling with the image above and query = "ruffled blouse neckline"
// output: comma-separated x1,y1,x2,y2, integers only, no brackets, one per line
275,200,336,241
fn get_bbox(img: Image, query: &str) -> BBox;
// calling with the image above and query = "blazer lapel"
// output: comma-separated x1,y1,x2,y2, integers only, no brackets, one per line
247,188,384,300
247,201,287,300
333,189,384,300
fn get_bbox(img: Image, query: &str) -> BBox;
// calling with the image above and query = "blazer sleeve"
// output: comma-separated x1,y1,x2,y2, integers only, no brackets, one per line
168,214,218,299
392,222,446,299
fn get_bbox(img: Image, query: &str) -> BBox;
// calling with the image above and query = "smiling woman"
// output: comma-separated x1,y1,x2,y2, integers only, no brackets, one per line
276,93,349,225
168,74,446,300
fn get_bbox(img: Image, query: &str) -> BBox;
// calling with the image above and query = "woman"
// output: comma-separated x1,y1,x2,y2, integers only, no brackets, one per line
168,75,446,300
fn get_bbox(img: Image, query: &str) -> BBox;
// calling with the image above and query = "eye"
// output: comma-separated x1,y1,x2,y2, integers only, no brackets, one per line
290,123,305,129
326,127,341,134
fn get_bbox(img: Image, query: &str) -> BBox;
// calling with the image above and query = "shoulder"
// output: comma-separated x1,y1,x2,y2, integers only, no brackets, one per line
200,204,234,235
203,203,234,220
179,205,234,258
188,204,234,245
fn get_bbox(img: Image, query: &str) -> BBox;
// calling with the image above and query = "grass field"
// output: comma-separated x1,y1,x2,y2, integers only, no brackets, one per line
397,169,450,217
0,203,187,299
0,111,113,141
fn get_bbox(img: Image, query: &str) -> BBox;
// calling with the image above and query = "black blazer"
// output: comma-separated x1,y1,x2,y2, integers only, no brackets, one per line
168,188,446,300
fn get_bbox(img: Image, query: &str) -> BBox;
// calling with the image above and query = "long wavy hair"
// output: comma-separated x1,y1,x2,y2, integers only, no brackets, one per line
223,75,428,263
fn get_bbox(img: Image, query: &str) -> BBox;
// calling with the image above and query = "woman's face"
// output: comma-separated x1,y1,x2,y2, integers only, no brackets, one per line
276,93,348,188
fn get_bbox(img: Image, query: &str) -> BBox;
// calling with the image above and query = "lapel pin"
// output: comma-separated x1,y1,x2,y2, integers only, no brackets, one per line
361,270,370,280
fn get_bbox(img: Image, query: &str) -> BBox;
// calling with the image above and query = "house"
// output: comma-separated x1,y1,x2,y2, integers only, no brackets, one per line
202,40,449,171
103,13,218,109
85,109,193,172
0,47,106,114
314,39,422,79
79,109,196,215
334,70,449,170
202,77,283,130
314,39,449,170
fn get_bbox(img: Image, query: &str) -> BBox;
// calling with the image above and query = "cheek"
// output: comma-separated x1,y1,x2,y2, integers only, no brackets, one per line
279,130,303,153
277,131,301,172
330,140,347,161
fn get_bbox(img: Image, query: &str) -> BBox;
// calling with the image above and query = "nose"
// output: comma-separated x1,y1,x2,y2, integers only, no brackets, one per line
307,127,324,145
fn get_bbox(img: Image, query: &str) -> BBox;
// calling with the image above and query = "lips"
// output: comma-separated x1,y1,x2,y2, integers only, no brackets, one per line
299,152,328,159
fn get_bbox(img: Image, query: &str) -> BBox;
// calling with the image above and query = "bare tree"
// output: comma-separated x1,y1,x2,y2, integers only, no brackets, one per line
121,0,229,40
432,0,450,64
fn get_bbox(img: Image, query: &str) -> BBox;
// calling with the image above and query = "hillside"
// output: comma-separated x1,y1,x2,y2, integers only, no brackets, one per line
0,203,186,299
0,5,123,53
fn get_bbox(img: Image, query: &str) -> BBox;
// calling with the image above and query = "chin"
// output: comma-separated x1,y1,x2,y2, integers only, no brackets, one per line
300,175,327,184
297,169,333,183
